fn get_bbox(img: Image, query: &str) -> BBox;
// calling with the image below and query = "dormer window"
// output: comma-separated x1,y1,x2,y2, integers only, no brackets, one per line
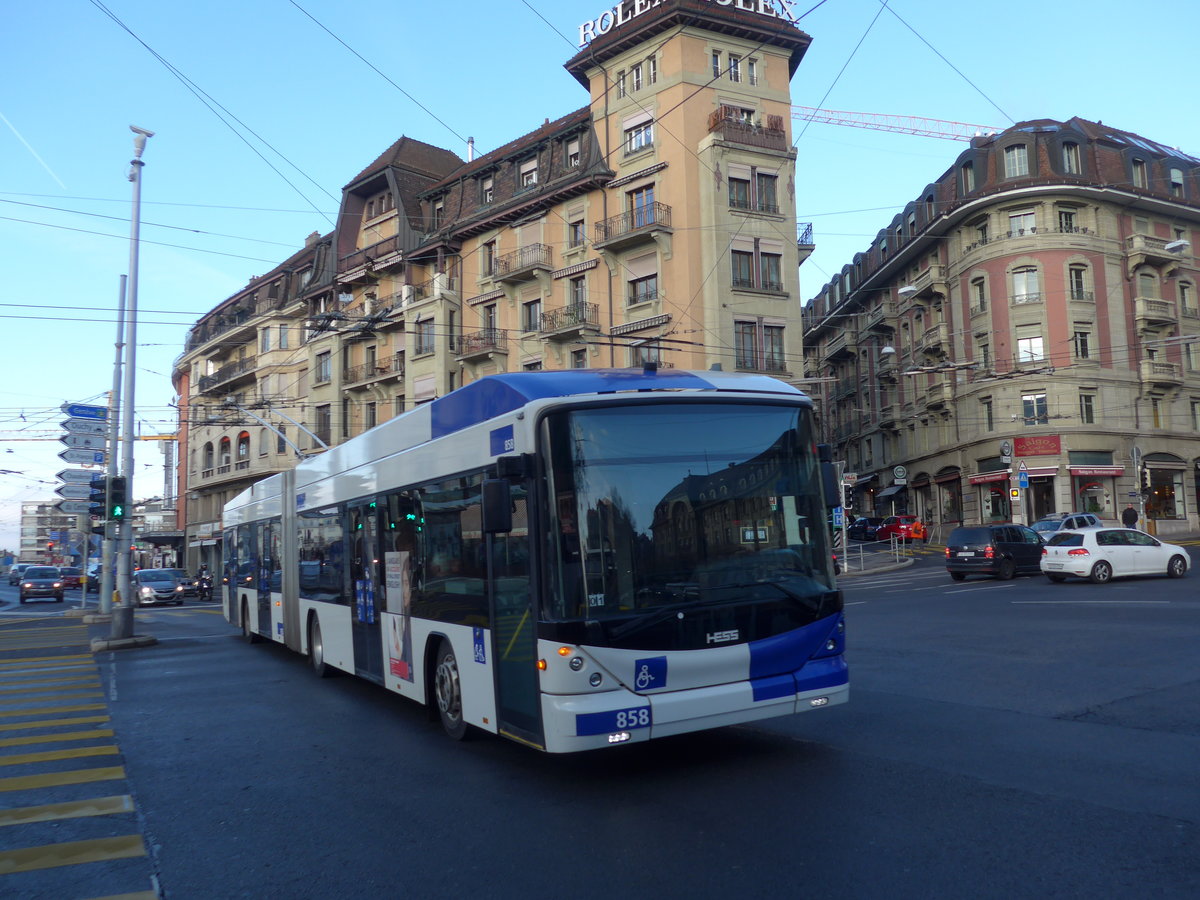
566,139,581,168
1004,144,1029,178
1132,158,1148,189
1062,142,1081,174
481,175,494,204
520,158,538,189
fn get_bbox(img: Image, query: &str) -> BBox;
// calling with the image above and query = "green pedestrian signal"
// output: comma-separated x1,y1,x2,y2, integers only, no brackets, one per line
108,476,128,520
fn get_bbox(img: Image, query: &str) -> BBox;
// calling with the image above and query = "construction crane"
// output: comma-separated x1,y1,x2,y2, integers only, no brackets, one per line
793,107,1000,141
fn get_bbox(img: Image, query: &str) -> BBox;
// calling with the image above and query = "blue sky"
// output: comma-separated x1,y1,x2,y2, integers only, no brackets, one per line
1,0,1196,551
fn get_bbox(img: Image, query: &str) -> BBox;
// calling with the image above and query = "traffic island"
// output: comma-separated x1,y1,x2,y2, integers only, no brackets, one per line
91,633,157,651
88,604,157,651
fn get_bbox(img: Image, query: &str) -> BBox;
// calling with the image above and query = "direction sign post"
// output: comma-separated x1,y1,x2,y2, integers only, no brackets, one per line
60,402,108,421
59,448,106,465
60,433,107,450
55,483,92,500
61,418,109,436
57,469,100,484
56,500,91,515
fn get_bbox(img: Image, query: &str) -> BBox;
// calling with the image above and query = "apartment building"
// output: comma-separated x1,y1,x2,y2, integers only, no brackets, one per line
804,117,1200,536
19,502,79,565
173,0,816,570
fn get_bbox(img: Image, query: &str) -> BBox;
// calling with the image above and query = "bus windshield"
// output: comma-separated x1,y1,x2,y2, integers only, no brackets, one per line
542,401,834,622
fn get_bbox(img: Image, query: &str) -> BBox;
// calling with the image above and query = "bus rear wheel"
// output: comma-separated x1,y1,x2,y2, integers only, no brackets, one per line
309,617,334,678
434,640,468,741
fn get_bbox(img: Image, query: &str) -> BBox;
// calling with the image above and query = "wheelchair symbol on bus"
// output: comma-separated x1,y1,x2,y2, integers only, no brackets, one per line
634,656,667,691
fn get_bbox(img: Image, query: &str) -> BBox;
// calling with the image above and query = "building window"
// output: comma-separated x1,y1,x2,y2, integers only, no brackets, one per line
971,277,987,313
1004,144,1029,178
1132,158,1148,188
631,342,660,366
523,360,543,372
1079,393,1095,424
759,253,782,292
731,239,785,293
1151,397,1163,428
728,168,778,213
260,329,271,353
1138,271,1158,298
1008,209,1036,236
1017,333,1045,364
569,276,587,305
1073,328,1092,360
729,175,750,210
415,319,435,355
521,299,542,333
624,120,654,155
1134,216,1151,235
481,304,497,332
1062,142,1081,174
712,50,722,79
481,176,494,204
568,219,585,248
961,161,975,193
1192,401,1200,430
1012,266,1039,303
631,64,643,92
731,250,755,289
1022,392,1048,425
1185,342,1200,373
747,58,758,85
728,55,741,82
1069,265,1090,300
276,426,287,455
1058,208,1077,232
629,274,658,305
734,320,786,373
363,402,376,431
1169,168,1185,198
615,70,626,97
315,351,331,384
756,172,778,213
482,241,496,277
566,139,580,168
520,158,538,188
981,398,993,431
1180,281,1195,313
628,184,656,226
571,348,588,369
279,325,289,349
315,405,331,445
977,340,990,370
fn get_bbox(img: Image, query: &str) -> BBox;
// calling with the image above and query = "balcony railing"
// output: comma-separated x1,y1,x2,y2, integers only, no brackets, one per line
494,244,552,282
1140,359,1182,385
1011,292,1042,305
343,353,404,385
456,328,508,358
197,356,257,393
594,202,673,249
1069,289,1094,302
541,302,598,336
1134,296,1178,325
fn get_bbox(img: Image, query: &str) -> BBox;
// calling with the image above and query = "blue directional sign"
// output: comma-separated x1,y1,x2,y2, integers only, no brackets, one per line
60,402,107,421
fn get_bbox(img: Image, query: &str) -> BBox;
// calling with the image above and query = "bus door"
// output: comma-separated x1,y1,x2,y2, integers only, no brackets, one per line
349,500,384,683
486,483,542,745
257,519,281,641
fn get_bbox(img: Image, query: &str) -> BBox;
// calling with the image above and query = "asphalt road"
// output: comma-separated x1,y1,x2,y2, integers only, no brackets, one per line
1,550,1198,899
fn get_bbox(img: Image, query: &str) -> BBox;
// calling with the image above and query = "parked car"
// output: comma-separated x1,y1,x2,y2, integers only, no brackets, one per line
19,566,65,604
877,515,927,542
133,568,187,606
8,563,31,586
1031,512,1102,536
59,566,83,590
847,517,885,541
944,524,1044,580
1041,528,1190,584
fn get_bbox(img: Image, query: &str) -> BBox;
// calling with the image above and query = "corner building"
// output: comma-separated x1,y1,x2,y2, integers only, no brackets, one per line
804,118,1200,536
174,0,815,570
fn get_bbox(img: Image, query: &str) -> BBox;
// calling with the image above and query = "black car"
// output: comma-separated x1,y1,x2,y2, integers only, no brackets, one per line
944,524,1044,580
847,517,884,541
19,566,65,603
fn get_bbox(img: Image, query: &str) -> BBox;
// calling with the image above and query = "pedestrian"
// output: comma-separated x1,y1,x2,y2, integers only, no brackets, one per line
1121,504,1138,529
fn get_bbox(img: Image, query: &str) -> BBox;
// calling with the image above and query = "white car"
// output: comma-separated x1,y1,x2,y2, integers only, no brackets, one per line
1041,528,1190,584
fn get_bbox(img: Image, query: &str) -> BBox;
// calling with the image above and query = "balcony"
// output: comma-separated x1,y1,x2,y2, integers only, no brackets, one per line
919,322,949,355
925,378,951,408
343,353,404,387
197,356,257,394
1140,359,1183,387
1126,234,1189,274
797,222,814,265
541,302,599,341
862,300,896,333
707,108,789,152
822,329,857,360
455,328,508,362
1135,296,1178,327
736,357,789,376
339,234,404,281
593,203,673,252
494,244,553,284
903,264,949,302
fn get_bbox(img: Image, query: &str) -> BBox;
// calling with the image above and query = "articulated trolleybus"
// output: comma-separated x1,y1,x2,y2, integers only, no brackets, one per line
223,369,846,752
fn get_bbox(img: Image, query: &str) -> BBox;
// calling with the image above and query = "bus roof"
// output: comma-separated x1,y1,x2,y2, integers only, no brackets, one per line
429,368,805,439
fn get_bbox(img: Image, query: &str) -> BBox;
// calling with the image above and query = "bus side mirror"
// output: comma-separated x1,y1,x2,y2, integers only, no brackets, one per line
482,479,513,534
817,444,839,510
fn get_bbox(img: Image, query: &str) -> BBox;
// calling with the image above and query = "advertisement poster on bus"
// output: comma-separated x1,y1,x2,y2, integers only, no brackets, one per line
385,551,414,681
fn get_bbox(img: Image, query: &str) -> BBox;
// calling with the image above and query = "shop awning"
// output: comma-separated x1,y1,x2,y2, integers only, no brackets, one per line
876,484,906,499
855,473,878,486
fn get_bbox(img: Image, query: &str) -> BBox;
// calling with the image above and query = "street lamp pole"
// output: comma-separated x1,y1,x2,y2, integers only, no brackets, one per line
112,125,153,641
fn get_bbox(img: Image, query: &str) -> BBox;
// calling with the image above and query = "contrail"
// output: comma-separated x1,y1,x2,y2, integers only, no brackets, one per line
0,110,67,190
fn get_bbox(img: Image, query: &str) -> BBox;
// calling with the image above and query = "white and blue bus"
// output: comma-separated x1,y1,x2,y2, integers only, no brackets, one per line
222,368,846,752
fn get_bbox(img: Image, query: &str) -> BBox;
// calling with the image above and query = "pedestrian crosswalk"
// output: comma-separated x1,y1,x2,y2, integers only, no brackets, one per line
0,616,157,899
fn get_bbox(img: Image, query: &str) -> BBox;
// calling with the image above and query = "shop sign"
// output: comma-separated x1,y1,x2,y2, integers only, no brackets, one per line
578,0,799,47
1014,435,1061,457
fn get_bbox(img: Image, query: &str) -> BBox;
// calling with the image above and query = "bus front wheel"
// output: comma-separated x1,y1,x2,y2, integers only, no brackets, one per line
241,600,261,644
434,640,468,741
309,617,335,678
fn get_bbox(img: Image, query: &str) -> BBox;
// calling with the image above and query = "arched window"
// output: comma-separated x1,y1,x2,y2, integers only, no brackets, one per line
236,431,250,460
1137,271,1158,299
202,442,214,470
218,437,231,466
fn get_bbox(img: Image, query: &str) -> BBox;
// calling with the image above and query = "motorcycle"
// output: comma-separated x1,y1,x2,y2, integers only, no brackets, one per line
197,573,213,602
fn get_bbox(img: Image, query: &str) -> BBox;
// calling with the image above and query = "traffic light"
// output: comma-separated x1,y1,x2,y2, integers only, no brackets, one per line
842,485,854,510
88,475,108,519
108,476,128,520
46,540,55,552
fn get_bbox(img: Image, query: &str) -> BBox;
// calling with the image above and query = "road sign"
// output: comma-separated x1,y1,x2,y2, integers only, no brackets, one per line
59,433,106,450
55,483,91,499
1018,473,1029,489
56,500,91,514
61,402,107,420
833,507,844,527
59,448,106,465
57,468,99,483
61,417,108,436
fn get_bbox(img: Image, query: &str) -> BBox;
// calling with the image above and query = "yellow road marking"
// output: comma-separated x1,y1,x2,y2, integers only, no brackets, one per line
0,690,104,705
0,765,125,792
0,833,145,874
0,703,106,719
0,653,92,665
0,794,132,827
0,681,101,695
0,663,96,677
0,728,114,748
0,714,109,732
0,744,119,767
0,628,87,638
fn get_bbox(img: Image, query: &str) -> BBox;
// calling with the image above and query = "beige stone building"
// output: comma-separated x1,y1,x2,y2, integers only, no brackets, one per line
804,117,1200,537
174,0,817,570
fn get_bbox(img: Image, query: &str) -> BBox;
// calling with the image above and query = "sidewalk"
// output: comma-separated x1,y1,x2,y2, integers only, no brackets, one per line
838,540,928,577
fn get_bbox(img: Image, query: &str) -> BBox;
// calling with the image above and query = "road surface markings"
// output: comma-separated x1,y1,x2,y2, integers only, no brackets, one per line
1011,599,1172,605
0,745,120,767
0,765,126,792
0,834,146,874
0,728,114,748
0,794,132,827
0,702,107,719
0,714,110,733
0,680,102,695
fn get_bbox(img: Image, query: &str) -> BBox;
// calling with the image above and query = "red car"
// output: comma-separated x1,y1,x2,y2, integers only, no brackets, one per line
876,515,927,542
59,566,84,589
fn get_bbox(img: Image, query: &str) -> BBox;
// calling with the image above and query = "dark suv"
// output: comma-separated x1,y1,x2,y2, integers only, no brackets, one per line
945,524,1044,580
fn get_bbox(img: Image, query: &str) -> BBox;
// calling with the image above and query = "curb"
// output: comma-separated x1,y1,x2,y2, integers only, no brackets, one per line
839,556,915,577
90,634,158,652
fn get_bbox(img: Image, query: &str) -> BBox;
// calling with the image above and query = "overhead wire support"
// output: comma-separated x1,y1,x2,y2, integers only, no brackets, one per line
792,107,999,141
